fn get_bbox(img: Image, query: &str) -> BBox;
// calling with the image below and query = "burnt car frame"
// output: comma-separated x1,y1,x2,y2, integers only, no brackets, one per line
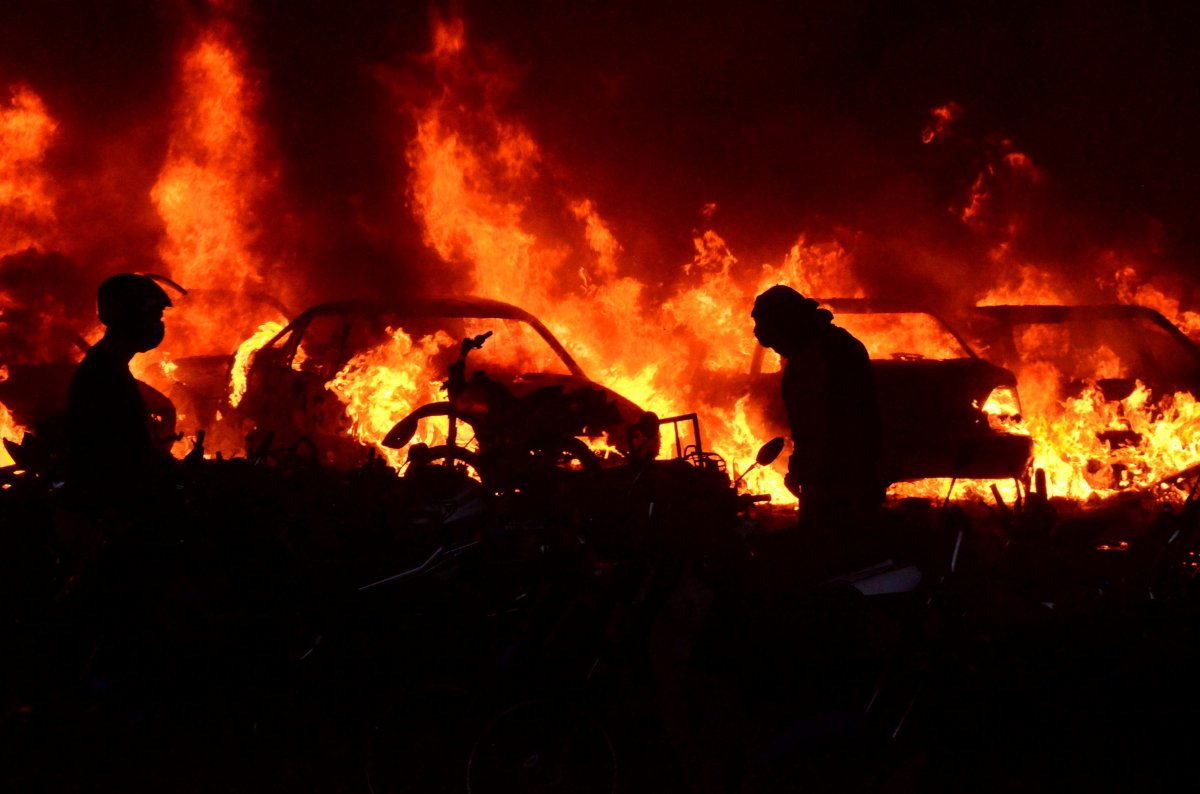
746,298,1034,485
959,303,1200,402
236,296,649,469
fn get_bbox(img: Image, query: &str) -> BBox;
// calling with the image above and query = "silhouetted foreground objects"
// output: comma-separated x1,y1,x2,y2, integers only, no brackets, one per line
752,285,884,536
7,427,1200,789
66,273,177,517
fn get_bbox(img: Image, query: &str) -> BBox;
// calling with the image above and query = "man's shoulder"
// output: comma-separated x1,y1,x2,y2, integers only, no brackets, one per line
70,347,134,396
826,324,870,356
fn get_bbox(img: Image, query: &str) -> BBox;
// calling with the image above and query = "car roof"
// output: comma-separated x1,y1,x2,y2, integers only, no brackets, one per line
814,297,980,359
273,296,585,377
972,303,1200,356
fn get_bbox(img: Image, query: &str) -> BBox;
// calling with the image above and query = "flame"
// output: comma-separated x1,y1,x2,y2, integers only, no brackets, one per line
136,18,288,456
922,101,963,144
152,27,264,292
219,16,1200,513
0,84,57,259
326,327,455,469
0,400,24,469
0,363,25,468
229,320,284,407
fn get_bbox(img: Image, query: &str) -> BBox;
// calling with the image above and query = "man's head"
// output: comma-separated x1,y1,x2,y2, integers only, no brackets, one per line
752,285,832,356
97,273,172,352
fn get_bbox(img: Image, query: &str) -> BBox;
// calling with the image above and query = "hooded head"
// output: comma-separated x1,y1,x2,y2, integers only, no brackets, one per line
97,273,172,352
751,285,832,357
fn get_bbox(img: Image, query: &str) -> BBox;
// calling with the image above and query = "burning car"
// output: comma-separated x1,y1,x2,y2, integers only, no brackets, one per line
955,303,1200,496
746,298,1033,486
234,297,651,470
959,304,1200,402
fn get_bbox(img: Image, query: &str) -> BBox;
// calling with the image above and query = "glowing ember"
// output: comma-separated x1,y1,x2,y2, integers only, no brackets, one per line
921,101,963,144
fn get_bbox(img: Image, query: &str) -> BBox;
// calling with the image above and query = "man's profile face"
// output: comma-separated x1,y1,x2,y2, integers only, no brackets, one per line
753,314,782,352
128,306,166,352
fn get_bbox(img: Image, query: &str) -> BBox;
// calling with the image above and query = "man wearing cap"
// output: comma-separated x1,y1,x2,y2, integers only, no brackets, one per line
67,273,174,509
751,285,883,533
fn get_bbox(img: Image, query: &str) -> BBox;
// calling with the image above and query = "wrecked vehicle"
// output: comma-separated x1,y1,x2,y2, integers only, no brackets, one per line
956,303,1200,494
235,297,651,469
747,298,1034,485
959,304,1200,402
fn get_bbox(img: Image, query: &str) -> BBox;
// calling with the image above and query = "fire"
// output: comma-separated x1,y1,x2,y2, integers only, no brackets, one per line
0,400,24,469
921,101,963,144
133,17,287,456
1019,370,1200,502
152,25,270,307
0,364,25,468
0,84,57,259
230,320,284,408
326,327,455,470
220,17,1200,517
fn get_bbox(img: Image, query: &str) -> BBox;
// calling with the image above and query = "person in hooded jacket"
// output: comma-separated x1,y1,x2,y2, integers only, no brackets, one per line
751,285,884,532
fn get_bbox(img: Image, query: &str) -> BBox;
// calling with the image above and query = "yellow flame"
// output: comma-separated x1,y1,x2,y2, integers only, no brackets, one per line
0,399,26,468
326,327,456,469
229,320,284,407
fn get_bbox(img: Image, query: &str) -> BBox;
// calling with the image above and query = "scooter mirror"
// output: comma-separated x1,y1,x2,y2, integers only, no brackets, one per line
756,436,786,467
383,415,420,449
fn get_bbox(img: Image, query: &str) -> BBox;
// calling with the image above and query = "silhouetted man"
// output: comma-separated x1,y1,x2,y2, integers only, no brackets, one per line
752,285,883,532
67,273,173,511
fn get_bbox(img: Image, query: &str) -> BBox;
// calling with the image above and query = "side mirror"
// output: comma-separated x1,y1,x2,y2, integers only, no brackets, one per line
756,436,786,467
383,415,420,449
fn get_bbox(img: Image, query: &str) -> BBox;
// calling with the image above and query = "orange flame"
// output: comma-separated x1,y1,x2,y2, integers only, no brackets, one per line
326,327,455,469
921,101,963,144
150,23,276,357
229,320,284,408
0,363,26,468
0,84,57,259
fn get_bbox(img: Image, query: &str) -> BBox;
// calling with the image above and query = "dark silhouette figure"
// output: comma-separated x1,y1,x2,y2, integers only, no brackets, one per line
67,273,174,511
752,285,883,532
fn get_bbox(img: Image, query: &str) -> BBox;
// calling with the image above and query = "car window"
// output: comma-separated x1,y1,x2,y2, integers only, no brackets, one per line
1009,317,1198,386
832,312,971,360
460,318,570,377
327,313,572,381
291,314,346,378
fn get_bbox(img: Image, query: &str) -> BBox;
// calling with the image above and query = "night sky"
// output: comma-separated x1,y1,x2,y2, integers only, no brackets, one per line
3,0,1199,305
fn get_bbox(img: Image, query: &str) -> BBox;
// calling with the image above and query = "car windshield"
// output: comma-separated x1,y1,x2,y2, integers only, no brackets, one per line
1002,316,1197,386
289,312,572,380
756,310,972,373
832,311,972,360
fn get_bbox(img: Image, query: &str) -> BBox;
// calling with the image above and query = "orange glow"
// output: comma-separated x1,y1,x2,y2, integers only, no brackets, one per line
218,15,1200,515
921,101,962,144
136,18,288,457
230,320,284,407
0,84,57,258
326,327,456,470
0,404,24,468
150,24,277,358
0,363,25,467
